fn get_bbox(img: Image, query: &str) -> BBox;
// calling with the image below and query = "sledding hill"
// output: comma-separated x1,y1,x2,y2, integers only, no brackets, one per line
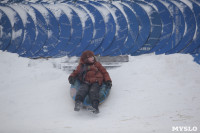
0,51,200,133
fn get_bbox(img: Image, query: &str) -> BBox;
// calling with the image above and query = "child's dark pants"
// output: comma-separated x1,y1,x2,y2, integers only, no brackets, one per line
75,82,100,103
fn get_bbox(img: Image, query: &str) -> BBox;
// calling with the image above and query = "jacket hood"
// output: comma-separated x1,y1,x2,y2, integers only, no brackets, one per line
80,50,96,64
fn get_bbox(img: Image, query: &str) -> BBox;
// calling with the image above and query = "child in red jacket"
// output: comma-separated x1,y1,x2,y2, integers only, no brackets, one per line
68,50,112,114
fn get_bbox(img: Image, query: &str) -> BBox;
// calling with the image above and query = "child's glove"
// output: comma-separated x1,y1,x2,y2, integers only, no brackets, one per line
68,76,76,85
105,81,112,89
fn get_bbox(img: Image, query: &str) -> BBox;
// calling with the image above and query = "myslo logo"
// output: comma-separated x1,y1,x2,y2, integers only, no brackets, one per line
172,126,198,132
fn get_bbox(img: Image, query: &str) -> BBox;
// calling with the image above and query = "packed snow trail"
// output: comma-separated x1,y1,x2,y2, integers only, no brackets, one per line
0,51,200,133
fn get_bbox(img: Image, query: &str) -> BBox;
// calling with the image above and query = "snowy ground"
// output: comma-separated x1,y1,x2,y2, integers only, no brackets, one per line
0,51,200,133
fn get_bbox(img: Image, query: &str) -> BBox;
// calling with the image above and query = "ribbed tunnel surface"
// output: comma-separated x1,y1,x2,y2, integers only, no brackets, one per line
0,0,200,63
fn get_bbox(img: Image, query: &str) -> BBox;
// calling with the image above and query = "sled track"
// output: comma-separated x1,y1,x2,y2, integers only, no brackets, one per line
0,0,200,64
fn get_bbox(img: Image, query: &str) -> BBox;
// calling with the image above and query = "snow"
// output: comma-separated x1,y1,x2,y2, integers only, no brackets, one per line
0,12,2,18
181,0,193,9
31,4,50,24
78,4,97,37
138,2,154,15
159,0,177,35
0,25,2,38
101,3,120,37
12,29,23,40
9,4,28,27
55,4,73,24
0,51,200,133
194,0,200,6
66,3,88,29
171,0,188,36
0,6,22,40
44,4,63,20
0,6,17,27
182,0,198,40
0,0,9,4
113,1,129,29
19,4,38,37
30,4,54,38
148,2,159,12
159,0,170,9
91,4,110,23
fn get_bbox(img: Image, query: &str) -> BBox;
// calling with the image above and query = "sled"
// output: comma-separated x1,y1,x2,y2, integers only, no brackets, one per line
70,79,111,106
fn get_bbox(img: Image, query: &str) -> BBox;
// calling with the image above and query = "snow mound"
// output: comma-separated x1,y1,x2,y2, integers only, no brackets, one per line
0,51,200,133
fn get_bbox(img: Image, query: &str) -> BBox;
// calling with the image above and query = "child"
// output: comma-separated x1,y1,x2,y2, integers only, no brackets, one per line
68,50,112,114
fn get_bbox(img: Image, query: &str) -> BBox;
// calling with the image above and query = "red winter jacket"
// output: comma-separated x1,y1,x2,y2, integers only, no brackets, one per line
69,51,111,85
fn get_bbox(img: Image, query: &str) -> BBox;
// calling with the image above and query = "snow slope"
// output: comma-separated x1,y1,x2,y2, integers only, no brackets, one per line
0,51,200,133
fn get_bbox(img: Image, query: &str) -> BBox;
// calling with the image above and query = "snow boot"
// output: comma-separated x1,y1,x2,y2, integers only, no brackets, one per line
89,101,99,114
74,100,82,111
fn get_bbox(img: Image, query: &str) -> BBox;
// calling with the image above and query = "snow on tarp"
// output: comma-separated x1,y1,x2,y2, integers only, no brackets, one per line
44,4,63,20
100,2,120,37
113,1,139,54
0,0,200,57
66,3,88,29
66,2,95,56
30,3,60,57
55,3,73,24
78,3,96,37
113,1,129,29
0,6,17,27
134,1,162,55
182,0,200,54
75,1,106,55
0,6,23,41
92,3,110,23
89,1,116,55
30,4,51,37
19,4,38,38
156,0,185,54
0,5,24,52
159,0,176,33
167,0,196,54
9,4,28,27
0,9,12,51
181,0,197,40
55,3,83,56
43,4,71,57
9,4,36,56
145,0,173,54
171,0,188,37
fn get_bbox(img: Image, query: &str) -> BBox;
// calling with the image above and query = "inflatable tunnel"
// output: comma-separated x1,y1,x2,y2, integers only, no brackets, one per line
0,0,200,63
